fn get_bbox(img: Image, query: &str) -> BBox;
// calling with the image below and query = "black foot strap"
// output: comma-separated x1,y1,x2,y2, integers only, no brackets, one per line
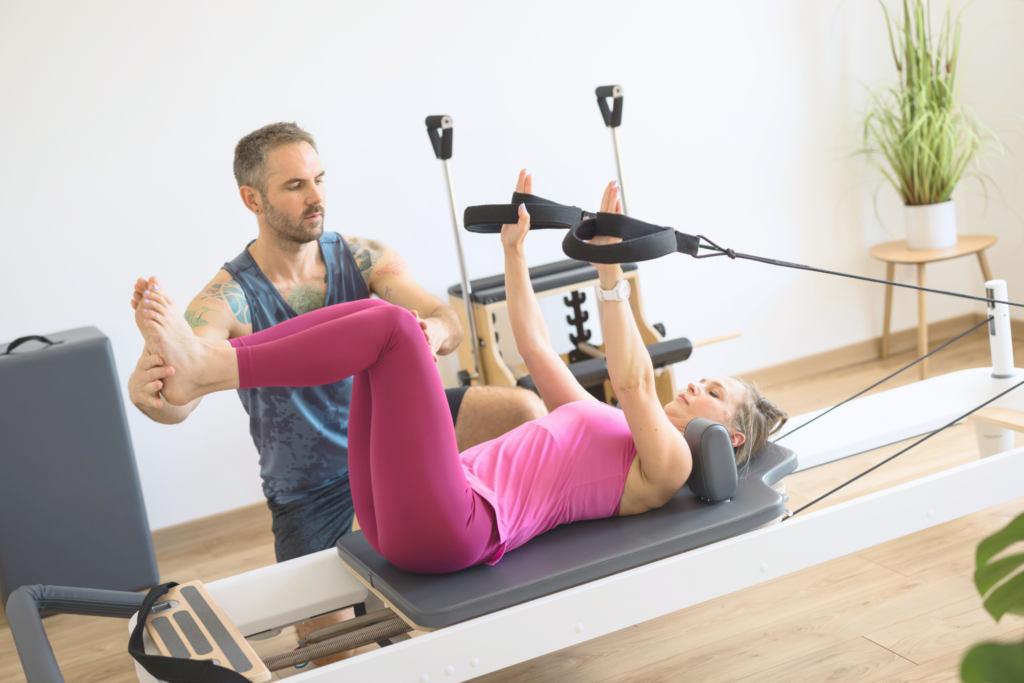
129,582,249,683
563,213,700,263
463,193,594,233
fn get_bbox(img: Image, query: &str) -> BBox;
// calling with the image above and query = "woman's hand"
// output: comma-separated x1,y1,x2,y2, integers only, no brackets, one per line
592,181,624,282
500,169,533,252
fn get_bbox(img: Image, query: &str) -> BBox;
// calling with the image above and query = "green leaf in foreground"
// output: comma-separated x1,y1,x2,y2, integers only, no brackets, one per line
961,641,1024,683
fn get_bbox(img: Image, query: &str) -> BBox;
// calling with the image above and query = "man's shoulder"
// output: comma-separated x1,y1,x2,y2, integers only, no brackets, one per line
223,239,258,275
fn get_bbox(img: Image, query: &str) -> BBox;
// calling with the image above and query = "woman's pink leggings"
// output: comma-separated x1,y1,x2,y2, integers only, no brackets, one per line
229,300,500,573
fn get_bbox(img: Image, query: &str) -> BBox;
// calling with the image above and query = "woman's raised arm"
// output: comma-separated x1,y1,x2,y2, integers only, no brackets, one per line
502,171,596,411
594,183,691,504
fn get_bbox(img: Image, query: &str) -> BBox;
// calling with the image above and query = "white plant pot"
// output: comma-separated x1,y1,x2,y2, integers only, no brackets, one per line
904,200,957,250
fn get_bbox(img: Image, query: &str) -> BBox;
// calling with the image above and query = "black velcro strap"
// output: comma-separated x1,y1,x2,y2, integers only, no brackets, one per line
463,192,593,233
562,213,700,264
129,582,250,683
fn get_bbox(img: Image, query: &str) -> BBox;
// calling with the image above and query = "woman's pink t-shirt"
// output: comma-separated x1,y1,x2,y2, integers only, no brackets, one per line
460,400,638,564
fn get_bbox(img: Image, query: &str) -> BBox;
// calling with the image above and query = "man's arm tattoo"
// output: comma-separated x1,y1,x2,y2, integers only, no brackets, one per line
199,279,251,325
184,306,219,328
345,236,385,285
288,284,326,315
376,252,409,277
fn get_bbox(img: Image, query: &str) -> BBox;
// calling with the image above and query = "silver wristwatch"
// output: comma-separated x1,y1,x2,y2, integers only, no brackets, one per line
596,279,631,302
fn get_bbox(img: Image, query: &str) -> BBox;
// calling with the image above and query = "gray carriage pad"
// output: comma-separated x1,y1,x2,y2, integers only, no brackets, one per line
337,442,797,629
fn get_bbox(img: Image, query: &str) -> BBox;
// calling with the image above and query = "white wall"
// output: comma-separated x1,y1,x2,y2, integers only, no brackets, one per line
2,0,1020,530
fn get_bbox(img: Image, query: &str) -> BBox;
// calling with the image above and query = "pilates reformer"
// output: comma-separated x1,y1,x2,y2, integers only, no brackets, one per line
10,90,1024,683
9,276,1024,683
10,303,1024,682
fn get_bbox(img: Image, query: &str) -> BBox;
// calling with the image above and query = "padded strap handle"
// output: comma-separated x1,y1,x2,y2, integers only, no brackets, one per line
562,214,700,264
463,193,594,234
129,582,249,683
425,115,453,160
3,336,57,355
595,85,624,128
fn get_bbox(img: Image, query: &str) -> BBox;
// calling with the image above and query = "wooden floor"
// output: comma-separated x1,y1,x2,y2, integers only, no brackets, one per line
2,328,1023,683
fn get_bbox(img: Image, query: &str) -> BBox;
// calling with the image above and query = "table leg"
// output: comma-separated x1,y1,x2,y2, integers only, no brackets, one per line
881,262,895,359
977,250,994,283
918,263,928,380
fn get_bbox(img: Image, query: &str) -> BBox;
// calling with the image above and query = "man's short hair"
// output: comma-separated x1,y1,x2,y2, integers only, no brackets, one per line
233,122,317,195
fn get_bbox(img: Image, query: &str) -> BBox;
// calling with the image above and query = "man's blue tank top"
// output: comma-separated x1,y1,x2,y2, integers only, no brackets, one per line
223,232,369,503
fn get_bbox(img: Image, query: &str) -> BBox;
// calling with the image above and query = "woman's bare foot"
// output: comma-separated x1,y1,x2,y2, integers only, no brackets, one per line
139,279,237,405
130,277,159,353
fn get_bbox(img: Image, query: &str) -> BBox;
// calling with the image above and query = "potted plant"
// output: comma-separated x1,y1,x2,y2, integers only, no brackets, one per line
862,0,987,250
961,512,1024,682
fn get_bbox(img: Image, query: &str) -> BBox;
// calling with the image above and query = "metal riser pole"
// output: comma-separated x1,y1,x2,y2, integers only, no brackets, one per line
611,127,629,216
443,158,482,384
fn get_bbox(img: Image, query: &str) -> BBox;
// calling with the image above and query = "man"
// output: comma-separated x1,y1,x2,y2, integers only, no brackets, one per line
128,122,546,655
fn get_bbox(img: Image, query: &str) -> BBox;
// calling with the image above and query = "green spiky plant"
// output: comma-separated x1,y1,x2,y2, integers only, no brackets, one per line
862,0,987,206
961,512,1024,682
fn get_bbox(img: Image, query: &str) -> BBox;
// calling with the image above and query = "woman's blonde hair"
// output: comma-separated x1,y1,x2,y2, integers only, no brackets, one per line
730,378,788,467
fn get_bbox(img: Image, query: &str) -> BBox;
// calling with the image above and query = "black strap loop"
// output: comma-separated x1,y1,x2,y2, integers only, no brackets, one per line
463,193,593,234
3,335,57,355
562,213,700,263
129,582,250,683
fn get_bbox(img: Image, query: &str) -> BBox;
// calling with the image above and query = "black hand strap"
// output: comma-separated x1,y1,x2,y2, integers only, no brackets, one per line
3,335,57,355
129,582,250,683
562,213,700,263
463,193,594,233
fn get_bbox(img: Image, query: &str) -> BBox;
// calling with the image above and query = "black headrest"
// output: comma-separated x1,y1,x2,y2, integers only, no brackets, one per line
683,418,739,503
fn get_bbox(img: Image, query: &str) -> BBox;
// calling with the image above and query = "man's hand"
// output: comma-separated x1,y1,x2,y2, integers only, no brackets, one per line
128,350,175,411
410,310,444,362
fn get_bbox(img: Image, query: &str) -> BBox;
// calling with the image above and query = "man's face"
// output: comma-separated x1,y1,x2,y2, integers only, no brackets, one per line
260,142,325,244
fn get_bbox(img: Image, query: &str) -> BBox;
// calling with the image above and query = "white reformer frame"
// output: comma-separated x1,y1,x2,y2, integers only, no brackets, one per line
131,281,1024,683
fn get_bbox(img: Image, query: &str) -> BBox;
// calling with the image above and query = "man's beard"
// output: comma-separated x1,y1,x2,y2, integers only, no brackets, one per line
263,200,325,244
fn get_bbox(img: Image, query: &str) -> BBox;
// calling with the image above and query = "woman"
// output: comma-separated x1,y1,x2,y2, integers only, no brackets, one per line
136,173,786,574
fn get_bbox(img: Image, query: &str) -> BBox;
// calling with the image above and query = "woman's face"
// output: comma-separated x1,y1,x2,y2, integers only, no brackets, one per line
663,376,748,449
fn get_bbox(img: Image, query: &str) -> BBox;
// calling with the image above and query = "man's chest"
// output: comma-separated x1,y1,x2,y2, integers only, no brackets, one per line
275,274,329,315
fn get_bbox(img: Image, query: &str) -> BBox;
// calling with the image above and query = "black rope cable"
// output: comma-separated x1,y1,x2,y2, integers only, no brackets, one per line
695,239,1023,309
774,316,994,442
783,375,1024,519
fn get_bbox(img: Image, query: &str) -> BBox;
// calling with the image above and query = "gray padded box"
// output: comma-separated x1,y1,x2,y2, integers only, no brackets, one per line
338,441,796,629
0,327,159,604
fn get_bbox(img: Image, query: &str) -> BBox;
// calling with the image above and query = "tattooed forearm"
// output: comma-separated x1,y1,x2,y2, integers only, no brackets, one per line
345,236,386,285
200,279,251,325
184,307,219,328
288,285,326,315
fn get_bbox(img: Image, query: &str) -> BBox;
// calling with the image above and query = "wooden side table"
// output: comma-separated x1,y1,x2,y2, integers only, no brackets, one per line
869,235,996,380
